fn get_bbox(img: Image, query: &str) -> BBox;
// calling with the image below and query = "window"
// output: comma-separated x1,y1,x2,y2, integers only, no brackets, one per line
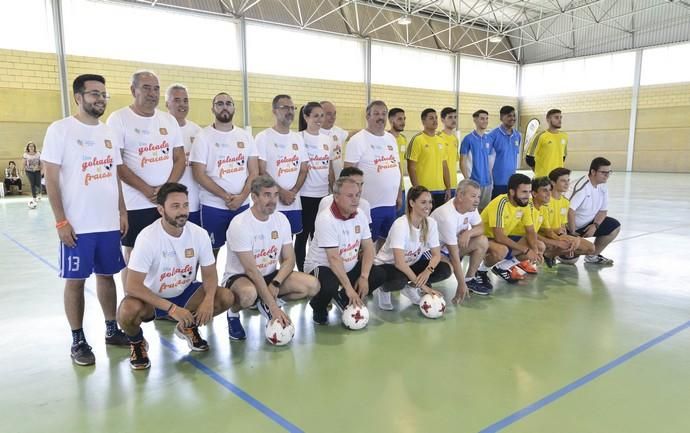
0,0,55,52
371,42,454,91
459,56,517,96
641,42,690,86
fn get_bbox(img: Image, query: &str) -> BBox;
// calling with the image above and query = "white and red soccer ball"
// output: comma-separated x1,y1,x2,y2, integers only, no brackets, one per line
419,294,446,319
265,320,295,346
341,305,370,330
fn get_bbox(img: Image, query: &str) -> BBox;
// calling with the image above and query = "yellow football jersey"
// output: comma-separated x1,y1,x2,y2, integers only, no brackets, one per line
480,194,534,238
438,131,459,188
406,132,448,191
527,130,568,178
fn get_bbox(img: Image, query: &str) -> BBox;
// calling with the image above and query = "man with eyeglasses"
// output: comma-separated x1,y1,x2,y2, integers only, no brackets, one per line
190,92,258,257
42,74,130,366
568,157,620,265
165,84,202,226
107,70,185,285
255,94,309,235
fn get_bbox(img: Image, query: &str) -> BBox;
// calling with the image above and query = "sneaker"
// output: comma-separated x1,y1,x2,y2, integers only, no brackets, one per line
105,328,130,346
584,254,614,265
491,266,520,284
227,316,246,340
401,285,422,305
129,340,150,370
544,256,556,268
476,270,493,291
70,341,95,366
510,266,526,280
310,302,328,325
517,260,538,275
375,288,394,310
174,324,209,352
466,278,490,295
333,288,349,311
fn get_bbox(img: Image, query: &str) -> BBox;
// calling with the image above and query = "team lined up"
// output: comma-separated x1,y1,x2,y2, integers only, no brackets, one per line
42,71,620,369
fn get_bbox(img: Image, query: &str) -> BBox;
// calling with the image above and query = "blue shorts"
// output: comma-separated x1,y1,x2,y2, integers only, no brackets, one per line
505,235,523,260
59,230,125,279
153,281,203,318
370,206,397,241
201,204,249,249
188,210,201,226
280,210,302,235
396,190,406,217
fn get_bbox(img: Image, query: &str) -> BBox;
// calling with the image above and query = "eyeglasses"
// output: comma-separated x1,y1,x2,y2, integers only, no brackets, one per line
276,105,296,111
598,170,613,175
214,101,235,108
82,91,110,100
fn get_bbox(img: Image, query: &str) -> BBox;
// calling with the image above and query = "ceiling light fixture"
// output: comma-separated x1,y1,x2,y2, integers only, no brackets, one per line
489,35,503,43
398,15,412,25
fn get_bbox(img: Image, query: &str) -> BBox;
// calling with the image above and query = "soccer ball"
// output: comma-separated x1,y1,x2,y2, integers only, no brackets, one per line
419,294,446,319
265,320,295,346
341,305,369,330
27,200,37,209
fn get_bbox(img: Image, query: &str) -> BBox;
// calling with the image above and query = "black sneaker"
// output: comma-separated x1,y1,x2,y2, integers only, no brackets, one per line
129,340,150,370
476,270,493,291
257,300,274,321
491,266,519,284
333,288,349,311
466,278,490,296
310,301,328,325
105,328,129,346
544,256,556,268
71,341,95,366
174,324,209,352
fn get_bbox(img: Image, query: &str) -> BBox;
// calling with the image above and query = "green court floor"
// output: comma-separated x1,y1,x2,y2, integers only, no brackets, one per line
2,172,689,433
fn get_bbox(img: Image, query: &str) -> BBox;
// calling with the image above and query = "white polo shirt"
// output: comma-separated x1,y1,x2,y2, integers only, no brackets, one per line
318,194,372,224
430,200,482,253
569,176,609,229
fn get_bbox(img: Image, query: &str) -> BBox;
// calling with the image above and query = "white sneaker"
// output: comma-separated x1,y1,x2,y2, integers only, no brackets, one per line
375,288,393,311
401,285,422,305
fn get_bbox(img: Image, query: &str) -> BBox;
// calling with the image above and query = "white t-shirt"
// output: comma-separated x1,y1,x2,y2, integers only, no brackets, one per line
179,121,202,213
107,107,183,210
374,216,440,266
41,117,122,234
344,129,401,208
255,128,308,211
430,200,482,253
300,130,332,198
569,176,609,229
321,125,348,177
223,208,293,279
190,125,258,210
318,194,372,224
128,220,215,299
304,206,371,274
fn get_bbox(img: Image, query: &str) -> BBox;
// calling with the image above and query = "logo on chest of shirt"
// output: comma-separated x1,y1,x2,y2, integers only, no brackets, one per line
185,248,195,258
514,140,519,147
190,136,195,144
515,211,523,218
561,139,566,145
463,217,469,225
237,141,245,149
159,128,168,135
292,143,299,151
387,145,394,151
255,244,279,270
339,239,361,260
77,139,96,147
158,264,194,294
81,154,114,186
271,230,278,240
276,155,300,177
217,153,246,178
354,225,361,234
104,140,112,149
373,154,399,173
322,144,329,151
137,140,170,167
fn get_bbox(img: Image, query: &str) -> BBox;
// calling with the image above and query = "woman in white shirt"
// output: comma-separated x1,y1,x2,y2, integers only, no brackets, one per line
295,102,335,272
374,185,452,310
23,141,42,202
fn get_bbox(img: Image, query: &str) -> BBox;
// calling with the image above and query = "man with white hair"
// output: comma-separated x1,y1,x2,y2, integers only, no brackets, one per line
108,70,185,284
165,84,202,225
320,101,349,177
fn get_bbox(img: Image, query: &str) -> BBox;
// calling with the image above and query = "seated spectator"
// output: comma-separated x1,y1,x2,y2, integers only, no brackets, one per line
4,161,23,194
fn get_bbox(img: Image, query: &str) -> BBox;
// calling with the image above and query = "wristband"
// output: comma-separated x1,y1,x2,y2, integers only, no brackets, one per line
55,220,69,229
167,304,177,315
593,222,600,228
426,266,435,272
524,248,530,255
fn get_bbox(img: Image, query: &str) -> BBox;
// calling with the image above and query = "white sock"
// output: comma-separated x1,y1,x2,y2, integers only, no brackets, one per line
497,259,514,270
465,277,473,282
478,263,489,272
226,310,239,318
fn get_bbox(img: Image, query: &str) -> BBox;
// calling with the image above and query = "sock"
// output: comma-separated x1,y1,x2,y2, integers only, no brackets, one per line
227,309,239,318
465,277,473,282
478,263,489,272
127,328,144,343
497,259,514,270
105,320,118,336
71,328,86,346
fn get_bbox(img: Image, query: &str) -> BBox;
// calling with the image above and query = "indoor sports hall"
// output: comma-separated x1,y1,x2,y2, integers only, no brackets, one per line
1,1,689,432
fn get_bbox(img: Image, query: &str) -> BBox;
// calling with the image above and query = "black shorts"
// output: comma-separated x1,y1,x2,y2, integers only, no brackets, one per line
576,216,620,237
122,207,160,248
223,269,279,289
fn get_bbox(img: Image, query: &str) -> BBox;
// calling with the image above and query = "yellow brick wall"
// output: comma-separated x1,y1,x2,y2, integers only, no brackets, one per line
520,87,633,171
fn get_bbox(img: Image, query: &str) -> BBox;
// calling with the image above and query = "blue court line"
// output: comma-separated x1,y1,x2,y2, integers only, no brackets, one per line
1,231,304,433
479,319,690,433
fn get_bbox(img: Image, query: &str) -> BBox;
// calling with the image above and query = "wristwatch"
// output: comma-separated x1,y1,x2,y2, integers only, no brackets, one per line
270,279,282,289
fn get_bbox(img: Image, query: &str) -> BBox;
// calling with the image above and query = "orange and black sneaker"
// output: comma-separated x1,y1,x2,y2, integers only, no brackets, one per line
491,266,520,284
510,266,526,280
129,340,150,370
175,324,209,352
517,260,538,275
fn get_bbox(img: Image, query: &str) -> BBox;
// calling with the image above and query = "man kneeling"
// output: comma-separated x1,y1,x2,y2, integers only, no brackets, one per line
117,183,235,370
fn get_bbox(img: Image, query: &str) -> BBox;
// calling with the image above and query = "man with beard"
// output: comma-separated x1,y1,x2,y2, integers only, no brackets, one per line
488,106,522,199
526,109,568,178
117,183,235,370
480,173,543,283
107,70,185,285
255,94,309,235
190,92,258,256
320,101,349,177
222,176,319,339
42,74,130,366
166,84,202,225
387,107,407,216
344,100,402,246
438,107,460,195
